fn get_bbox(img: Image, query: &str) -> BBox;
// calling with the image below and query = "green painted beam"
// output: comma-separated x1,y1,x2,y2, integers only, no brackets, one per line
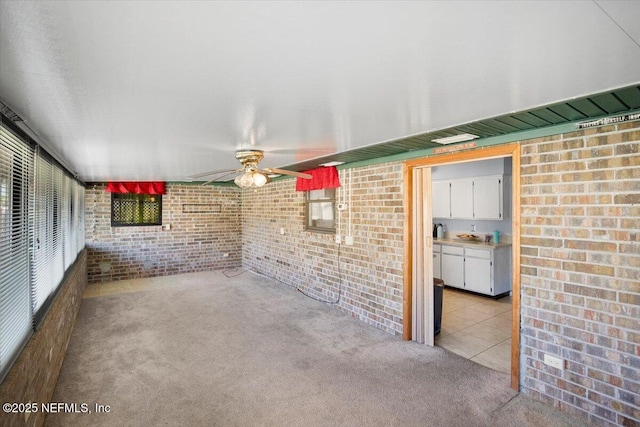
173,104,640,186
336,110,640,171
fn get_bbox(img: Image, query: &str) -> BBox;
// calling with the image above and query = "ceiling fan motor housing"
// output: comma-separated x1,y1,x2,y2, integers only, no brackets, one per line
235,150,264,169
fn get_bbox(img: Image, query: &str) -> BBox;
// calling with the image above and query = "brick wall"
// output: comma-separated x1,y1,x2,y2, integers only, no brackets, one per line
82,122,639,425
519,121,640,426
86,183,241,283
242,163,405,334
0,251,87,427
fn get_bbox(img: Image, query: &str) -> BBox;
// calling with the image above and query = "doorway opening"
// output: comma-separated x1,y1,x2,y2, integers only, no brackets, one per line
436,287,513,374
402,143,521,390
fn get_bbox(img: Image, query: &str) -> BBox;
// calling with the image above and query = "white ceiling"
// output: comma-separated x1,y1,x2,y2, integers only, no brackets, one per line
1,1,639,181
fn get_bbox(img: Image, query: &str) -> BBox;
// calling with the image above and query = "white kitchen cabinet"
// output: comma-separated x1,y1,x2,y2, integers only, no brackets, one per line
438,242,511,297
432,174,507,220
432,181,451,218
433,244,441,279
472,175,503,220
464,249,492,294
450,180,474,219
441,245,464,289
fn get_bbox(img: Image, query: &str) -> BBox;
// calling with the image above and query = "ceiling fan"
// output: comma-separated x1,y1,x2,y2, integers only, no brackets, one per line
189,149,312,188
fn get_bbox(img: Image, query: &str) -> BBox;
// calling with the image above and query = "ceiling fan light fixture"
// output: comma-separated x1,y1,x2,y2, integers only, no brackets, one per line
234,173,248,187
197,149,303,187
432,133,479,145
252,171,268,187
234,170,270,188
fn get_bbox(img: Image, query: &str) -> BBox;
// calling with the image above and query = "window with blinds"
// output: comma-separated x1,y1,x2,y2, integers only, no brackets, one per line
0,118,85,382
0,123,33,383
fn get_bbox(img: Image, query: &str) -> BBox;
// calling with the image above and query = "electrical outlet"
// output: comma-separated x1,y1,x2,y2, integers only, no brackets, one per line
335,235,341,244
345,235,354,245
222,253,229,258
471,224,476,232
543,354,564,370
279,227,285,235
162,223,171,231
337,203,348,211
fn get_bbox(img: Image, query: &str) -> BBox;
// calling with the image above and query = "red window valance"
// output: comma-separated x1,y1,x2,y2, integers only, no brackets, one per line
106,182,166,195
295,166,340,191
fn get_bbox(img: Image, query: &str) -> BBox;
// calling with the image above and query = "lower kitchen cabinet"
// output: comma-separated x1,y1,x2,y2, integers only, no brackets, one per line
436,243,511,297
433,244,442,279
441,245,464,288
464,250,492,294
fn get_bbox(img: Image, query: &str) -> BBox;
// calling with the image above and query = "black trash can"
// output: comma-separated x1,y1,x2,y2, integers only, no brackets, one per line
434,278,444,335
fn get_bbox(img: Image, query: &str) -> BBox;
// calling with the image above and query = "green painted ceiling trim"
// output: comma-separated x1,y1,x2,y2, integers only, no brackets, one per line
180,91,640,185
175,106,640,186
616,87,640,108
335,110,640,171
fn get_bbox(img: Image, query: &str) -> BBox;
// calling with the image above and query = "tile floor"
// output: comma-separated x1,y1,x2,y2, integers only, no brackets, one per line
435,287,512,374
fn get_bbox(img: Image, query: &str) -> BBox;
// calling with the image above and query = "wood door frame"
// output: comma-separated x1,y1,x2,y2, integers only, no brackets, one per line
402,143,522,391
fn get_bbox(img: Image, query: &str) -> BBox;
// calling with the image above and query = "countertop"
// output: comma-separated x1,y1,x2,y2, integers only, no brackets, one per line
433,237,512,249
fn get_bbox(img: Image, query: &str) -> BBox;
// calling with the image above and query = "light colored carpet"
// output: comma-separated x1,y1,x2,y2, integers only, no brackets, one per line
47,270,585,426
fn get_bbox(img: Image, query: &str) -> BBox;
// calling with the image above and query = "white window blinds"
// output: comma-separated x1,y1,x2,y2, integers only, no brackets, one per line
75,184,85,258
0,119,85,382
0,124,33,380
31,152,58,312
31,148,84,321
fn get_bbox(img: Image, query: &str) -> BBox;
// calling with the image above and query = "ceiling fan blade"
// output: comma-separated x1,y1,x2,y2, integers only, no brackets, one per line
264,168,312,179
189,168,240,179
201,169,242,186
265,147,333,156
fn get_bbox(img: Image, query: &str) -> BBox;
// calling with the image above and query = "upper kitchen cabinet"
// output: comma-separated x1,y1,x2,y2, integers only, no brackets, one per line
432,180,451,218
472,175,503,220
450,179,474,219
433,174,508,220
